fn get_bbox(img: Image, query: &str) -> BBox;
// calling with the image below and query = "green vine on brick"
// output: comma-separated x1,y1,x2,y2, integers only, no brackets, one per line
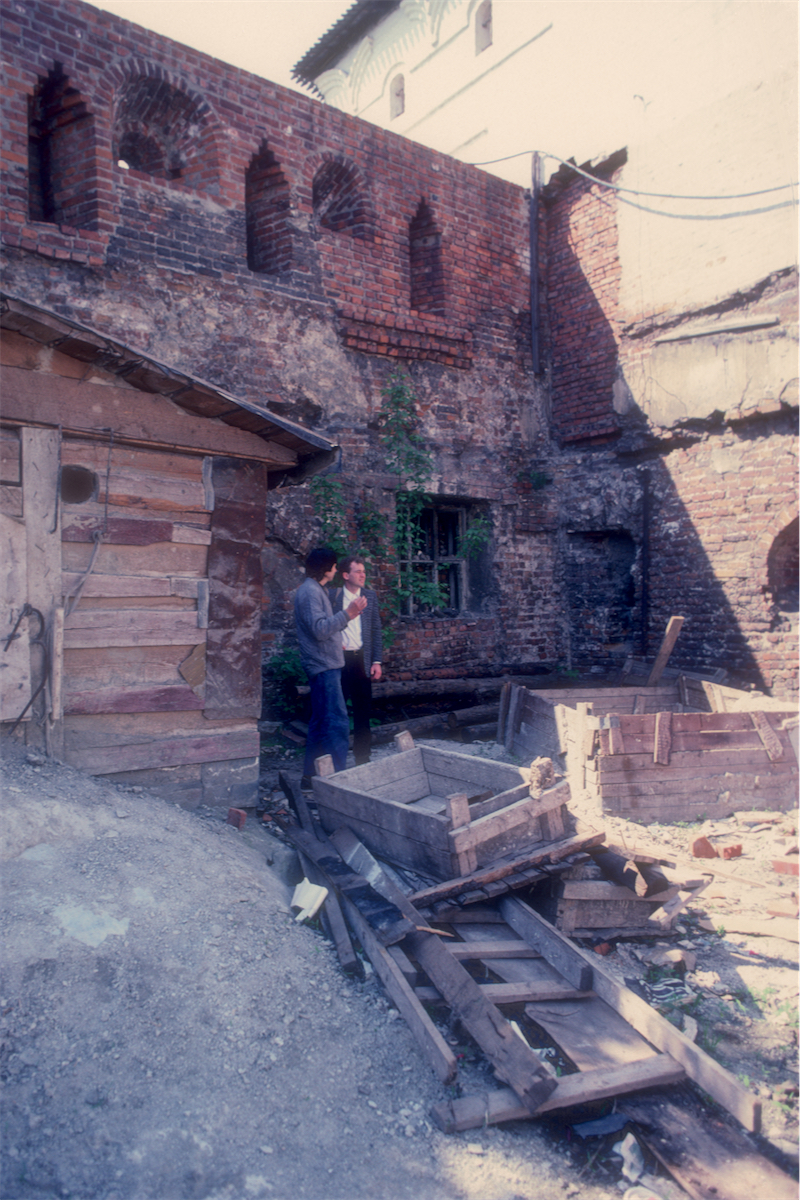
377,371,445,613
307,370,489,618
308,475,349,560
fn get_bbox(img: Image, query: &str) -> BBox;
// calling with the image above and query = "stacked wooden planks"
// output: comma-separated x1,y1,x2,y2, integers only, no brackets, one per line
499,681,798,822
57,440,264,806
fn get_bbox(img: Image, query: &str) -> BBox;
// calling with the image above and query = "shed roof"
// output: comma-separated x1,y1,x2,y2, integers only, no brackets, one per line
1,294,336,482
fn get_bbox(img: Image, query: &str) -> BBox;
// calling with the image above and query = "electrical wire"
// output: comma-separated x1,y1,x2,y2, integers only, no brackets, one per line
614,193,796,221
465,148,798,202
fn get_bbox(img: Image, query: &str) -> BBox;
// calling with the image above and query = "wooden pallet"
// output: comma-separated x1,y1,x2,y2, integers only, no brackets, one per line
327,828,760,1137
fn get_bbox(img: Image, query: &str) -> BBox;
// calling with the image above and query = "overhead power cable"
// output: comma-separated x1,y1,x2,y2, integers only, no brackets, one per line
465,148,798,202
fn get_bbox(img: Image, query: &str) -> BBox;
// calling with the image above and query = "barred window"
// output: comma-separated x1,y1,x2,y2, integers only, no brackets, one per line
398,501,490,615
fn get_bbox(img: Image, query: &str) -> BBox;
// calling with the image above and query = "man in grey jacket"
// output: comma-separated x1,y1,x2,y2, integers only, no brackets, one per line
331,554,383,766
294,547,366,784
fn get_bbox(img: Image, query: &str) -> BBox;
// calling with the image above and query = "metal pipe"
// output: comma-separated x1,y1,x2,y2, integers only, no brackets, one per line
640,468,650,656
530,152,542,375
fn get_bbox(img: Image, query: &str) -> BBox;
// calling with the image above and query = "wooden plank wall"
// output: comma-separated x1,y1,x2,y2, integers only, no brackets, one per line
500,683,798,822
57,436,259,807
590,709,798,821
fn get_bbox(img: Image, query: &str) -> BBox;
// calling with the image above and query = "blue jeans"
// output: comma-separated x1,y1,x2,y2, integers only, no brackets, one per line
303,668,350,777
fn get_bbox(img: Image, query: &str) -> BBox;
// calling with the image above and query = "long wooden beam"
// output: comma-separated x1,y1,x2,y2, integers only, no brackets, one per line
500,896,761,1133
330,827,558,1114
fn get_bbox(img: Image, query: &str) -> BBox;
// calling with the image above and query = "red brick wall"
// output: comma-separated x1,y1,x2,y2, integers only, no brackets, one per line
0,0,552,688
544,159,624,446
648,430,798,696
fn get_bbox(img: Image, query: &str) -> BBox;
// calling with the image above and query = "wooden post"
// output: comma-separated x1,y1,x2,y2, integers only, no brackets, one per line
22,428,61,750
394,730,415,752
653,711,673,765
646,615,684,687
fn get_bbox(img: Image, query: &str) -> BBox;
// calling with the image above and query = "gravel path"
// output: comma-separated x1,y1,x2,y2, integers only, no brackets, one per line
1,741,622,1200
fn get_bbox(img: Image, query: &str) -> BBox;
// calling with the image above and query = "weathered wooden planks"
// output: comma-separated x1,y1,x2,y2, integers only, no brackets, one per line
62,540,208,579
22,427,62,745
500,897,761,1133
203,458,266,720
63,728,259,775
280,823,416,947
621,1094,797,1200
63,608,205,649
314,745,558,880
0,511,32,722
64,685,204,715
4,367,297,464
332,828,559,1113
63,709,251,746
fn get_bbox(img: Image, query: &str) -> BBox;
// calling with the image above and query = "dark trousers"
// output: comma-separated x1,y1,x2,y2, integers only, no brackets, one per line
341,649,373,765
303,668,349,777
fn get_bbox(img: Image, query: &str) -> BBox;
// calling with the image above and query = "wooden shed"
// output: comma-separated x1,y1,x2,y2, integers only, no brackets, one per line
499,678,798,822
0,294,334,807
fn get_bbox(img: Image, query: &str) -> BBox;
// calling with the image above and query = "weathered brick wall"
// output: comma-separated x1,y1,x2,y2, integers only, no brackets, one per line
648,422,798,696
544,157,625,447
542,158,798,698
0,0,563,683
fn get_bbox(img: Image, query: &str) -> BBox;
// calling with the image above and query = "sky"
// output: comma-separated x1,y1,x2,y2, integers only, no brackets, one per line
86,0,353,91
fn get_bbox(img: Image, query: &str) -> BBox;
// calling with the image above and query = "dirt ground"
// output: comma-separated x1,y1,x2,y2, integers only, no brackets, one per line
1,732,798,1200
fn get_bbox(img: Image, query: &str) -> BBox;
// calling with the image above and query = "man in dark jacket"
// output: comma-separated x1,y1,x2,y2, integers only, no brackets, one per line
331,553,383,766
294,547,366,783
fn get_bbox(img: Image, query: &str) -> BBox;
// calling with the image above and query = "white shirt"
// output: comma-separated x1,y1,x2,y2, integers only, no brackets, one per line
341,586,363,651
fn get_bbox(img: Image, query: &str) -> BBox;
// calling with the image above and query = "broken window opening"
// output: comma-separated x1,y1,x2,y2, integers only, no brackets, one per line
398,502,489,616
475,0,493,54
390,74,405,119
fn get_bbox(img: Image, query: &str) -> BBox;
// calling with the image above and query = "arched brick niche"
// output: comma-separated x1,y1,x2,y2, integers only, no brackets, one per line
245,142,292,275
409,198,445,315
113,72,220,192
312,156,373,240
768,516,799,613
28,62,98,230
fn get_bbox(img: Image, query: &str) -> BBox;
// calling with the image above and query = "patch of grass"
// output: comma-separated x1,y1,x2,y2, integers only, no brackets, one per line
699,1028,722,1055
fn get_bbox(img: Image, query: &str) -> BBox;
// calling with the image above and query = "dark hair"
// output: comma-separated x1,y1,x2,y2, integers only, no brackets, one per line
305,547,338,581
338,553,365,576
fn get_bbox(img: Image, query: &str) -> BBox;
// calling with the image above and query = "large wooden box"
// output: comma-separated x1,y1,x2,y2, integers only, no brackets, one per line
312,745,570,880
499,679,798,822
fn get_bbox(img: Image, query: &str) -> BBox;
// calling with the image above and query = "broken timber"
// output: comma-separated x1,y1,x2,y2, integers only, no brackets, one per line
407,825,606,919
278,821,416,947
331,827,559,1113
278,771,360,975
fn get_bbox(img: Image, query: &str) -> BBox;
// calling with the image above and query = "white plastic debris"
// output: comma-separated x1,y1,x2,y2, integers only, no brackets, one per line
290,878,328,922
612,1131,645,1183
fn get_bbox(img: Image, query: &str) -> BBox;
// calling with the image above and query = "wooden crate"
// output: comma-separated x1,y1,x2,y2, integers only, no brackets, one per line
312,745,570,880
499,681,798,822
